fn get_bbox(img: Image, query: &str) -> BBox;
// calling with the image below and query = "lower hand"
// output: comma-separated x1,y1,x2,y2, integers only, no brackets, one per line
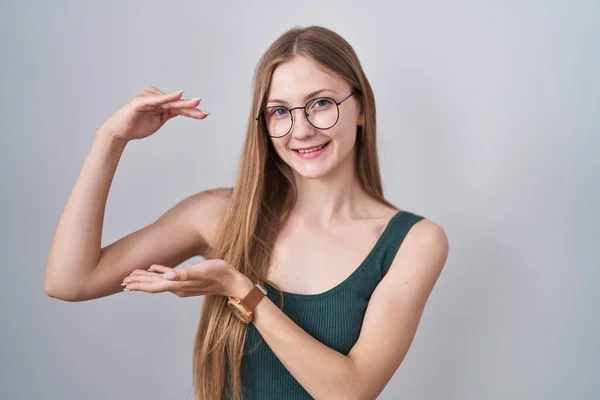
121,259,247,298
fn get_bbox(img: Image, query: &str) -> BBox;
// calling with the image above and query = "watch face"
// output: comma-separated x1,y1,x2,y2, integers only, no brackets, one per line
228,300,251,323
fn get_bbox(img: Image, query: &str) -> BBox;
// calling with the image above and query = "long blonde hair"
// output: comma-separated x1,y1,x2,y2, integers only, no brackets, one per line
193,25,395,400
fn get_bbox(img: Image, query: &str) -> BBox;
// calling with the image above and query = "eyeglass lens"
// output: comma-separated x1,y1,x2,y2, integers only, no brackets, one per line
261,97,339,138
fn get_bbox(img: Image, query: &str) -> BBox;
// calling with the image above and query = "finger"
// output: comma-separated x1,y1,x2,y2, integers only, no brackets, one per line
130,269,159,276
160,98,201,109
125,280,170,293
140,91,185,108
154,266,187,281
170,108,210,119
126,279,198,293
144,86,166,95
122,275,162,285
168,261,221,282
148,264,180,280
147,264,172,274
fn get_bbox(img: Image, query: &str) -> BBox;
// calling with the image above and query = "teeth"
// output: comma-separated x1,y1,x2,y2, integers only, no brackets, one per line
297,143,328,154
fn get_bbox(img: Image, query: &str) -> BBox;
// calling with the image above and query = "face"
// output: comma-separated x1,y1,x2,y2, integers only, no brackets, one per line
264,55,363,179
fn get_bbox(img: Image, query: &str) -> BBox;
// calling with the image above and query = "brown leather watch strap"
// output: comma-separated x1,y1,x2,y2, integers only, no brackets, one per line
240,283,267,312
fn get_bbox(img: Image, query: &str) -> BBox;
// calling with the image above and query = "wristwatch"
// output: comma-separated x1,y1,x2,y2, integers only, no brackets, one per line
227,282,268,324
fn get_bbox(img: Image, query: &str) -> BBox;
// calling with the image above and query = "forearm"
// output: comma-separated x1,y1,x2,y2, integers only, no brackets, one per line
233,277,360,399
44,129,127,298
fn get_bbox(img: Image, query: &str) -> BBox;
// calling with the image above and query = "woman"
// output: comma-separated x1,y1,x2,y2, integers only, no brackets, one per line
45,25,449,400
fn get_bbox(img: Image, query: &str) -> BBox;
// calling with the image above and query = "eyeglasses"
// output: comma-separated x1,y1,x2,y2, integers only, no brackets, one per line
256,91,356,138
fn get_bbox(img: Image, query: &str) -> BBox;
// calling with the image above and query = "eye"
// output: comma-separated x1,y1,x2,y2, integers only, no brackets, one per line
310,98,332,111
270,107,289,116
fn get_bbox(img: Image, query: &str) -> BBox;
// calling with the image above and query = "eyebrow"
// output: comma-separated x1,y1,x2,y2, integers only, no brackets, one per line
266,88,338,106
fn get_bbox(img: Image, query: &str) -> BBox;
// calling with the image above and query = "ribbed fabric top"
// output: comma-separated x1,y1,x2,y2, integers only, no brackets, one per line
228,210,425,400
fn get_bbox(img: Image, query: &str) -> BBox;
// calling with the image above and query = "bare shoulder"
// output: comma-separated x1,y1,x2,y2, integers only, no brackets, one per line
405,217,448,246
393,217,449,272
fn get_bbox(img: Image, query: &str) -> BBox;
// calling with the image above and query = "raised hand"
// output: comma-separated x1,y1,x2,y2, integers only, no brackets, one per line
99,86,209,143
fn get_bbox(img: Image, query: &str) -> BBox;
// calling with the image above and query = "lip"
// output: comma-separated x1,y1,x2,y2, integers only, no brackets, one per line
292,141,331,159
291,141,331,151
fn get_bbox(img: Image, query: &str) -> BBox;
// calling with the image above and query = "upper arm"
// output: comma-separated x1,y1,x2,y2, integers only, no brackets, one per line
346,219,449,399
79,187,232,301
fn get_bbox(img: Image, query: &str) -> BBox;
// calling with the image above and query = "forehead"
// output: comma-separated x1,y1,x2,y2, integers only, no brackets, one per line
267,55,347,103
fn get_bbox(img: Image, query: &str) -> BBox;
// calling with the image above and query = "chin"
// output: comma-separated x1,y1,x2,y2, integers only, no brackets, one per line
293,167,332,180
288,154,342,180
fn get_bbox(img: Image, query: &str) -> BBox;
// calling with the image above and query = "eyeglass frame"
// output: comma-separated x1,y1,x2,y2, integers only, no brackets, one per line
255,90,358,138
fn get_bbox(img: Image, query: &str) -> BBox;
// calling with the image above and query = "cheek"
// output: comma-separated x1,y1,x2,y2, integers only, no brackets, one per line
331,123,358,151
270,138,290,158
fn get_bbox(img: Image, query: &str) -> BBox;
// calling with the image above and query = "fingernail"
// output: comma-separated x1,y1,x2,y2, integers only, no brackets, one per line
123,288,131,291
164,271,177,280
176,90,185,94
191,97,201,101
121,282,127,286
201,110,210,115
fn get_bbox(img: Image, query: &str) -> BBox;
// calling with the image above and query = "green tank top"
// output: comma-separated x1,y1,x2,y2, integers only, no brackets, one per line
228,210,425,399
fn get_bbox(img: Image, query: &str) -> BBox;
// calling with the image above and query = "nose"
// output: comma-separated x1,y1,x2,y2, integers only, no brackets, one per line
290,108,315,139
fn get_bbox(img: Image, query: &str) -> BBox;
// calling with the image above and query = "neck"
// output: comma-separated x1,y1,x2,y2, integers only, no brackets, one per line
289,151,372,228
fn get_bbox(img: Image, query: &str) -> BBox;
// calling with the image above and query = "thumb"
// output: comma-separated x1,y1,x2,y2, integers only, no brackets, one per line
163,270,178,280
164,268,192,281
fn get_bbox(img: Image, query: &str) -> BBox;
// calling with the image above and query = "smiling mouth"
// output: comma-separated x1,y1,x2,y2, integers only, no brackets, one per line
292,141,331,154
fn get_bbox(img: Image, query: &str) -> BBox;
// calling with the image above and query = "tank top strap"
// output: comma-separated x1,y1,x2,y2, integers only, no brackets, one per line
376,210,426,277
